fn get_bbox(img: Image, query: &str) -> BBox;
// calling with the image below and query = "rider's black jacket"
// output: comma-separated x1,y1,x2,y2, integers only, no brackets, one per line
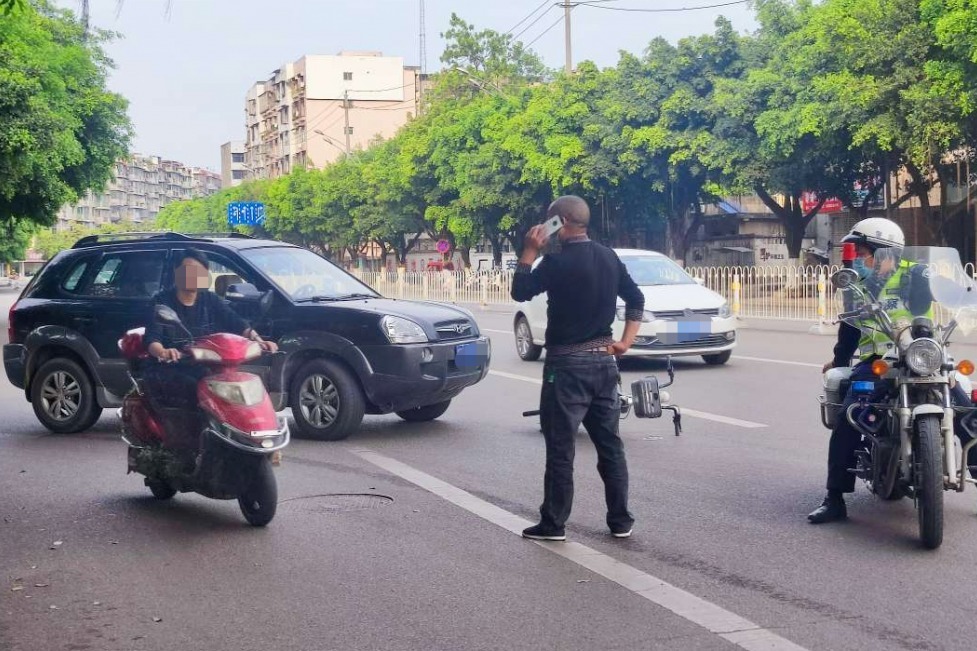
144,288,249,350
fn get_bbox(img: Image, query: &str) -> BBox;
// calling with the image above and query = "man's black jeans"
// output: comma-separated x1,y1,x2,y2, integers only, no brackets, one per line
538,352,633,532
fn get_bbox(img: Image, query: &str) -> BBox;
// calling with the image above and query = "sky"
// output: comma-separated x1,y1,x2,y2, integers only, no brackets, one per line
61,0,758,172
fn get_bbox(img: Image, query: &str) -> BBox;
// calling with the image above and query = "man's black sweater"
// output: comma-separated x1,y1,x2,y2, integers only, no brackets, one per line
511,239,645,352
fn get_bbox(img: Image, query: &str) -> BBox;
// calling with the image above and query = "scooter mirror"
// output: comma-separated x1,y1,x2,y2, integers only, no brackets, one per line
154,304,181,325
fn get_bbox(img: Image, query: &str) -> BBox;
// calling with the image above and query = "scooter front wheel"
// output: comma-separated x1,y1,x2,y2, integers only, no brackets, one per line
238,458,278,527
146,479,176,501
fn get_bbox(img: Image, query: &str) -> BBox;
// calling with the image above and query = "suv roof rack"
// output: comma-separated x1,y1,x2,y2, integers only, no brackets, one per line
71,231,254,249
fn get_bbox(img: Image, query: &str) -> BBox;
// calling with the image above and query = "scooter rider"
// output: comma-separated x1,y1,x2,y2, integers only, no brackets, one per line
809,218,933,524
143,248,277,411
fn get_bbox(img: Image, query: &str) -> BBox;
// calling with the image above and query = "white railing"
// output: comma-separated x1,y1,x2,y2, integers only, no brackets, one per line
351,263,977,323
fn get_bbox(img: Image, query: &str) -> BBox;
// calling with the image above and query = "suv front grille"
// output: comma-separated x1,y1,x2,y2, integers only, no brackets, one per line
435,320,475,341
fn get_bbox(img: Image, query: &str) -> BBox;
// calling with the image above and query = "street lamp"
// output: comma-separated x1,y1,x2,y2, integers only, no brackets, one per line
313,129,349,158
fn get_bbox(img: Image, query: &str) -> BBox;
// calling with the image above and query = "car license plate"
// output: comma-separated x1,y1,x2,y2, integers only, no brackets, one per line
455,342,488,368
657,317,712,344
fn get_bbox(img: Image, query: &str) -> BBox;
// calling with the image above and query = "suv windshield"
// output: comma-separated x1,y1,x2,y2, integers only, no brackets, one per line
241,246,379,301
621,255,695,286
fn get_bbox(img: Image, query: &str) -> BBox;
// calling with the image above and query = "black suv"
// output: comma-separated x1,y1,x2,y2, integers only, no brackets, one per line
4,233,490,440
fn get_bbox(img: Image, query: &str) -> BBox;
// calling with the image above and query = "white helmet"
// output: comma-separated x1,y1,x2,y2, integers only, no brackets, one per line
842,217,905,251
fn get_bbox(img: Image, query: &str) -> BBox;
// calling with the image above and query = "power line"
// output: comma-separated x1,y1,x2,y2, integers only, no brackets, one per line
505,0,551,35
513,5,558,41
577,0,749,12
525,13,565,49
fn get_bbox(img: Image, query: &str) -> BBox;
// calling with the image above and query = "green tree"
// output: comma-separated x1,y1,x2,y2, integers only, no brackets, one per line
0,1,130,231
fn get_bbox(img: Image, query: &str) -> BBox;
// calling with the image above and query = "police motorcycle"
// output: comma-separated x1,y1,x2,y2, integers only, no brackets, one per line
524,358,682,436
819,246,977,549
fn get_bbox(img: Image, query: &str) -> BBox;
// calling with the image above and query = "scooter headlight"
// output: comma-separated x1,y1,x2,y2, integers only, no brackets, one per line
245,341,263,361
906,338,943,376
190,347,222,362
206,377,266,406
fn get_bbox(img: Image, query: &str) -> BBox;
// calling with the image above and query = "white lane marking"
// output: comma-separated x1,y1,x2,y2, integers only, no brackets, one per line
479,330,821,369
487,370,768,429
350,448,808,651
734,355,822,369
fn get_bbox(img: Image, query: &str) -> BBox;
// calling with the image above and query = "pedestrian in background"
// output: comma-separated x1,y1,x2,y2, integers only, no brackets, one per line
511,195,646,541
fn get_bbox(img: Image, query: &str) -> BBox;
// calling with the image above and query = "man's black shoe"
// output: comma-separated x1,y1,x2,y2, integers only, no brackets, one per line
807,497,847,524
522,524,566,541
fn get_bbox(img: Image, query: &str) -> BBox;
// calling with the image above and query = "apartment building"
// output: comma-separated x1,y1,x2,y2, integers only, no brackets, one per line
245,51,424,179
55,154,222,230
221,140,248,187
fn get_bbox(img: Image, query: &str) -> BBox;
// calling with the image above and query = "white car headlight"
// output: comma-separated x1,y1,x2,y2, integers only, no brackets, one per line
206,376,266,406
381,315,428,344
906,338,943,376
718,302,732,318
615,308,654,323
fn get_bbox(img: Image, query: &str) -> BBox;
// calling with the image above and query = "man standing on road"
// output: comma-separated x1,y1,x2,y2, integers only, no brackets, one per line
511,195,646,542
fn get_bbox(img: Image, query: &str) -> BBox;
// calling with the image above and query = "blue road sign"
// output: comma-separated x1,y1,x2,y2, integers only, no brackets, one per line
227,202,265,226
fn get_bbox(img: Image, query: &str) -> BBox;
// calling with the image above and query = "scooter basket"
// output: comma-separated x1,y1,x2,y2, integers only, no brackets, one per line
631,376,663,419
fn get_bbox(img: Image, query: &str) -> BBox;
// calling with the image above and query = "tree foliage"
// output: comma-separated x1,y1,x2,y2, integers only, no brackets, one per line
0,0,130,232
151,4,977,265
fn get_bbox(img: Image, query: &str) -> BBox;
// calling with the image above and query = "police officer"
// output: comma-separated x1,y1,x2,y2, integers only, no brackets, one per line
810,218,933,523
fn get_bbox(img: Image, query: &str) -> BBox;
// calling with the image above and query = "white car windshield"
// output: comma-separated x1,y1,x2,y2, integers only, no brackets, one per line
240,247,379,302
621,256,695,286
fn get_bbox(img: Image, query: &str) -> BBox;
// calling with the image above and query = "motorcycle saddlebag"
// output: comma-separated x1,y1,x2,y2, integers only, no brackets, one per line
631,376,663,419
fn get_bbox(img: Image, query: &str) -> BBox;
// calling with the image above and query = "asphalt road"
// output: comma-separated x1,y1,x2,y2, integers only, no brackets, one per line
4,302,977,651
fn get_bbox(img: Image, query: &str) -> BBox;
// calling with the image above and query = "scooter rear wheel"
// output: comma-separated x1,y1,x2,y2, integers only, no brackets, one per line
238,458,278,527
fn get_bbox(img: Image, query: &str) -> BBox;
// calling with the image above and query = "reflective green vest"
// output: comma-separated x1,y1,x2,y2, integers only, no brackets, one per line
857,260,933,360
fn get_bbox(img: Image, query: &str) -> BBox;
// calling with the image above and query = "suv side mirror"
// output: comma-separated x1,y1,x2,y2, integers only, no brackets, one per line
225,282,262,302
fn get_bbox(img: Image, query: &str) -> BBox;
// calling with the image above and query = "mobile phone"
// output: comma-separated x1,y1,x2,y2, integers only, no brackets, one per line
540,215,565,238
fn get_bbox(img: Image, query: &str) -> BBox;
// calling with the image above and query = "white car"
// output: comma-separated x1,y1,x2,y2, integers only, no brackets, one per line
513,249,737,365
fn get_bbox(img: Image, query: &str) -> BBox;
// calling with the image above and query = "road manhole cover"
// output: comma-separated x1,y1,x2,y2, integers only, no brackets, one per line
280,493,394,513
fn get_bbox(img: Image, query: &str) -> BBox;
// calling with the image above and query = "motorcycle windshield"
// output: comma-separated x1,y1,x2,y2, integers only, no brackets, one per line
836,246,977,337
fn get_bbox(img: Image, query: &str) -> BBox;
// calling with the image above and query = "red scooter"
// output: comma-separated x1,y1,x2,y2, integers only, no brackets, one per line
118,305,289,526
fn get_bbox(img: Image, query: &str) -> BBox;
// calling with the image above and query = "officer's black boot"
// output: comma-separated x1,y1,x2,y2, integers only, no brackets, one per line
807,492,847,524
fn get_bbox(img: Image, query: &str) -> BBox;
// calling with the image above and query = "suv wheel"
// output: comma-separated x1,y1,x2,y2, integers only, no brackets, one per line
31,358,102,434
515,315,543,362
290,358,365,441
396,400,451,423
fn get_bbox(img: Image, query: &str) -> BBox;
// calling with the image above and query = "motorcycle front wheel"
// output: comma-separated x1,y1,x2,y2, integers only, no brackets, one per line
914,414,944,550
238,458,278,527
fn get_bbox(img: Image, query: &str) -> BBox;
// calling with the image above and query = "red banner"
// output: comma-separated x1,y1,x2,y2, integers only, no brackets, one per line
800,192,844,214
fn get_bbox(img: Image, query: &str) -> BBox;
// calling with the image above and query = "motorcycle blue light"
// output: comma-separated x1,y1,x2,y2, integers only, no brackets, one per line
852,381,875,394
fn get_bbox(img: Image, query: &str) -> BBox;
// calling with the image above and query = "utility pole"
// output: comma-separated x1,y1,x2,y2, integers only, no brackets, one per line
563,1,573,74
419,0,427,114
343,90,351,156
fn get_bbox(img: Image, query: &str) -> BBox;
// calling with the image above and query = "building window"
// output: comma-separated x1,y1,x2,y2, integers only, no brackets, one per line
231,153,245,163
344,126,354,135
343,72,353,81
232,170,246,180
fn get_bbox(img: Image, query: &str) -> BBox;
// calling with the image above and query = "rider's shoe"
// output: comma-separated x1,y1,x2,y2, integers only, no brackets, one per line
807,496,848,524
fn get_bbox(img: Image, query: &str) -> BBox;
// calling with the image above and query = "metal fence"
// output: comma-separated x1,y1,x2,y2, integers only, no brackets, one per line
352,263,977,323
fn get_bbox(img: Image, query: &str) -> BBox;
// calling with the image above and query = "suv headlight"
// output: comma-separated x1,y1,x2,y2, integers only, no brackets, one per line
718,302,732,318
381,315,428,344
615,308,654,323
906,338,943,376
